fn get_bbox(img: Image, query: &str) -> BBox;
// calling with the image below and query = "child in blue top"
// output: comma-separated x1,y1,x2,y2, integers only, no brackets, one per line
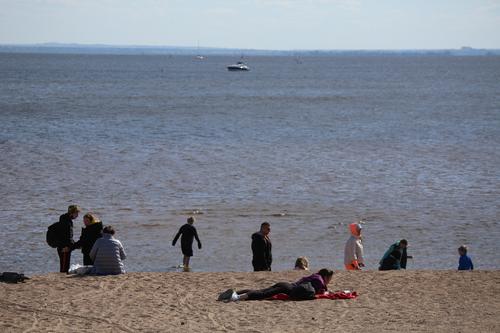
458,245,474,270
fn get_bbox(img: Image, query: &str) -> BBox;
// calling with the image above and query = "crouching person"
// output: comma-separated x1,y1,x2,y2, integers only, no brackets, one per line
89,226,126,275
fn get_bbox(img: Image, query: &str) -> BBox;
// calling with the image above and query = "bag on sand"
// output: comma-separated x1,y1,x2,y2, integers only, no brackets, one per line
68,264,93,276
289,282,316,300
0,272,29,283
46,222,61,248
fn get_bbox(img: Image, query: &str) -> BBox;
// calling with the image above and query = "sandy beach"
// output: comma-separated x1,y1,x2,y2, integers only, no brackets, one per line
1,270,499,332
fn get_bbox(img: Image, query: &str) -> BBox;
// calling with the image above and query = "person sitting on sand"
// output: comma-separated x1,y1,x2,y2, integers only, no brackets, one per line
72,213,103,265
458,245,474,270
217,268,334,302
89,225,126,275
379,249,402,271
172,216,202,271
294,256,309,270
378,239,411,270
344,222,364,270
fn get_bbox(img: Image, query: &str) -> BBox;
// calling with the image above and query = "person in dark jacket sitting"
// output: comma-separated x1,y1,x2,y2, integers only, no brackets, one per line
217,268,334,302
379,249,402,271
378,239,411,270
57,205,81,273
251,222,272,271
72,213,103,265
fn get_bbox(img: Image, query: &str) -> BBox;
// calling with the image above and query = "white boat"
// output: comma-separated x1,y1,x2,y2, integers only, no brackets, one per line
227,61,250,71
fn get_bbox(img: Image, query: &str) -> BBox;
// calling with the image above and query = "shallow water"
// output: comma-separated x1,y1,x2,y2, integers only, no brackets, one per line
0,54,499,274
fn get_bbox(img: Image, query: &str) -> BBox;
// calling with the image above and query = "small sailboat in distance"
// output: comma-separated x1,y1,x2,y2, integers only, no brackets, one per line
227,61,250,71
195,41,205,60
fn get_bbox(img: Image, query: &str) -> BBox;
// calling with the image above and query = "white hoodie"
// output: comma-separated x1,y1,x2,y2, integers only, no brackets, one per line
344,223,364,266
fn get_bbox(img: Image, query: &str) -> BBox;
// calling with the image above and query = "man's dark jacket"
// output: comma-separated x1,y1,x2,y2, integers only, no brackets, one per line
251,232,272,271
57,213,75,248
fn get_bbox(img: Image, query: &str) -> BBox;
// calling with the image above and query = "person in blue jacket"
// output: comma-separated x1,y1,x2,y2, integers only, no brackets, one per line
458,245,474,270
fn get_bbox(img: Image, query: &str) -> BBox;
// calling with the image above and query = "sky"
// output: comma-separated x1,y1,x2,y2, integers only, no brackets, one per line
1,0,499,50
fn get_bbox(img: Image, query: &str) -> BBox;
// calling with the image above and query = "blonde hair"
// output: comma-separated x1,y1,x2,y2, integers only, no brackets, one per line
83,213,100,225
294,256,310,270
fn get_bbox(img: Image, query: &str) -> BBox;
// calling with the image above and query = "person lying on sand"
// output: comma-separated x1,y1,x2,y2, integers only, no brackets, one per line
217,268,333,302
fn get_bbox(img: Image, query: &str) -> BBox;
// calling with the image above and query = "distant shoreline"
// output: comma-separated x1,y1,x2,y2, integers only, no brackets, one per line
1,44,499,56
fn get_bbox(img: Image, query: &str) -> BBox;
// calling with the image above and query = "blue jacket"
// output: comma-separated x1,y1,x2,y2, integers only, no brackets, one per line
458,255,473,270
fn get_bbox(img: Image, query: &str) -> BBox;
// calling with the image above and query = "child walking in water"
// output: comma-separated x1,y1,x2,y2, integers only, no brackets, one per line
172,216,202,271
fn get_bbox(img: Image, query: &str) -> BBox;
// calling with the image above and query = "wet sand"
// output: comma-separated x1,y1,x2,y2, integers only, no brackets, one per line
1,270,499,332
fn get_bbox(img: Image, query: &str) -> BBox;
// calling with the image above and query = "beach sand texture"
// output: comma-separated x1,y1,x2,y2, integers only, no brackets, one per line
1,270,499,332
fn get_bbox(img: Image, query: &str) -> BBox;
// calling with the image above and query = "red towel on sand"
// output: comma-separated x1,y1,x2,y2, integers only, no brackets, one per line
270,291,358,301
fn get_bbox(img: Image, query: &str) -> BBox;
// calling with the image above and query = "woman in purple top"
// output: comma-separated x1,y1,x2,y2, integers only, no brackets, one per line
217,268,334,302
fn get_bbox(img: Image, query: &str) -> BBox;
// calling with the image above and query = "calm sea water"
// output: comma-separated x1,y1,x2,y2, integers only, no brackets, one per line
0,53,499,274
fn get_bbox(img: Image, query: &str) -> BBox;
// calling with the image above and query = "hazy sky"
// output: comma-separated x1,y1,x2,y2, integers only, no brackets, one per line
1,0,499,50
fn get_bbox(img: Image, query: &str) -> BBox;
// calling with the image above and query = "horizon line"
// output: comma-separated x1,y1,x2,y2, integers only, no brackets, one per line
1,42,498,52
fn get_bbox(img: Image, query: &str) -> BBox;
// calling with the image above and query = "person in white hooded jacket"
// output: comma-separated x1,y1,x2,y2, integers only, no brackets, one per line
344,222,364,270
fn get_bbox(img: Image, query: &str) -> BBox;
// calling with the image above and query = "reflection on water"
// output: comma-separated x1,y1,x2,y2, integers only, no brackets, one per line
0,54,499,274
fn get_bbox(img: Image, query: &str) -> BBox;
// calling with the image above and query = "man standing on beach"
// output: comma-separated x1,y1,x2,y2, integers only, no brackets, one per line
57,205,80,273
251,222,272,271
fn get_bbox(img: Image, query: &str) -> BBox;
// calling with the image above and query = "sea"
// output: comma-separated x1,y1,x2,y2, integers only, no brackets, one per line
0,53,499,274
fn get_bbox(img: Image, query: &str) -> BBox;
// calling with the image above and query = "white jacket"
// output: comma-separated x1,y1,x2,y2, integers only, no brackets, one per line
344,235,364,265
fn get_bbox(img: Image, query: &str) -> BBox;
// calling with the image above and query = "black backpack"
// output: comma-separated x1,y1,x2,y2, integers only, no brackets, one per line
46,222,61,248
0,272,29,283
289,282,316,300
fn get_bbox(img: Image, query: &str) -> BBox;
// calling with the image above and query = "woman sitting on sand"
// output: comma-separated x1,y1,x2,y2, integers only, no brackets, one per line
89,225,126,275
217,268,334,302
294,256,309,270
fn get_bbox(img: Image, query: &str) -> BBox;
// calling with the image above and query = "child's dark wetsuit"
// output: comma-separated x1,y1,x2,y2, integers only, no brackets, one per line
172,224,202,257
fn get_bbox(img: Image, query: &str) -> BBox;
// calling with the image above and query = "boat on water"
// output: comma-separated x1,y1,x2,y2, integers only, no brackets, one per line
227,61,250,71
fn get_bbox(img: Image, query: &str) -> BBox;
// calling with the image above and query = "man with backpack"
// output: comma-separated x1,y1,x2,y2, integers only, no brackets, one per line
56,205,80,272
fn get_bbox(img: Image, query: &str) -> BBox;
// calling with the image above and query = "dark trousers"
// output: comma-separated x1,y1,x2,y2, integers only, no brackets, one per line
83,253,93,266
57,248,71,273
237,282,295,300
252,261,271,272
